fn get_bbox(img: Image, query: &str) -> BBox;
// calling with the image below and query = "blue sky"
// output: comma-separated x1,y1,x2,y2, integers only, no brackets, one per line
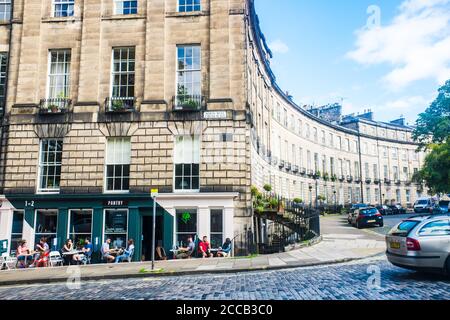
254,0,450,124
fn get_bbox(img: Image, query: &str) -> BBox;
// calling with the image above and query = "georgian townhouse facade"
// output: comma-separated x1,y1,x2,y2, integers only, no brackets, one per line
0,0,426,258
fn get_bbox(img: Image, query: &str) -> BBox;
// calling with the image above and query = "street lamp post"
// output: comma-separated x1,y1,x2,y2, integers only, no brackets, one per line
333,190,337,213
309,184,313,208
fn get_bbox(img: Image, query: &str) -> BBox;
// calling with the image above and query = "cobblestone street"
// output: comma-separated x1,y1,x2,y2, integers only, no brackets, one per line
1,255,448,300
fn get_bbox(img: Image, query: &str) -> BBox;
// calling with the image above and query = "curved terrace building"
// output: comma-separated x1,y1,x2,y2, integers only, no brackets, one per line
0,0,425,258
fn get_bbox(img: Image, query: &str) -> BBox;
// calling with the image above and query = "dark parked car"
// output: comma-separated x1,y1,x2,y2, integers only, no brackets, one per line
348,204,370,224
350,207,384,229
388,204,407,215
376,205,393,216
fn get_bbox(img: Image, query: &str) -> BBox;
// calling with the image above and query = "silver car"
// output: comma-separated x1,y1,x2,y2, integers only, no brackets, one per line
386,215,450,275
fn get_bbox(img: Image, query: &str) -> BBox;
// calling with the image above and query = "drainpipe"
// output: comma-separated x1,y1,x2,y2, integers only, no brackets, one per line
356,121,364,203
0,0,14,194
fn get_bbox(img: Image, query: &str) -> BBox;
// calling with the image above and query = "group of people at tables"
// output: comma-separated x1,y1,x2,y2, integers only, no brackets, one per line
14,235,230,267
15,237,94,268
174,236,232,259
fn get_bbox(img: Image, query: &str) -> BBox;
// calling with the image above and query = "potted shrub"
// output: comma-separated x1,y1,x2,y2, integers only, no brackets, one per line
323,172,330,181
293,198,303,208
112,99,126,112
48,104,59,113
331,174,337,182
263,184,272,193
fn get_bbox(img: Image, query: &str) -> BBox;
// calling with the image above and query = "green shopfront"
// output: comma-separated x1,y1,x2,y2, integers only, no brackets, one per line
4,194,174,262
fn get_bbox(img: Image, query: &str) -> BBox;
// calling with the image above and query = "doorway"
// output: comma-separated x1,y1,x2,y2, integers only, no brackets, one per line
141,216,164,261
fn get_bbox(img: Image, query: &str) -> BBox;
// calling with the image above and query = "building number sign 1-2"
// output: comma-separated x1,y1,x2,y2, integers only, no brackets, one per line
25,201,35,207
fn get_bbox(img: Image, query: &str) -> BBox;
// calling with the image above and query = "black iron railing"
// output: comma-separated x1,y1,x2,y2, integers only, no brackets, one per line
105,97,136,112
292,165,299,173
173,94,204,111
39,98,72,114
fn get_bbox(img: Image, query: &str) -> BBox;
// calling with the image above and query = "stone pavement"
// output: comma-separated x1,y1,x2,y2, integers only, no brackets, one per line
0,215,386,286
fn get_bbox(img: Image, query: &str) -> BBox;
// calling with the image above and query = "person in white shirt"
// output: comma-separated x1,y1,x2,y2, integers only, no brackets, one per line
115,239,135,263
101,238,115,263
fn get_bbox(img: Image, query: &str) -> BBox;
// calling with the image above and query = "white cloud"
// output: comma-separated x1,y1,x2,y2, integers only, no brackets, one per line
269,39,289,54
347,0,450,90
382,95,430,110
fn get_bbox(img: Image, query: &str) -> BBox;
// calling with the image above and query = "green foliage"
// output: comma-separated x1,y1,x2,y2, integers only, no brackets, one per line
413,80,450,150
322,172,330,181
263,184,272,192
413,140,450,194
293,198,303,204
251,185,259,197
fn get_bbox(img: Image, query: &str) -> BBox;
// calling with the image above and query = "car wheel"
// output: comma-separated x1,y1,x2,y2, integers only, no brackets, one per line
445,257,450,277
379,222,384,227
356,221,361,229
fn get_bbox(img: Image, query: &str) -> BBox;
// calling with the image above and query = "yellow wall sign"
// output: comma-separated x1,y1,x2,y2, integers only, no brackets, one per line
151,189,159,197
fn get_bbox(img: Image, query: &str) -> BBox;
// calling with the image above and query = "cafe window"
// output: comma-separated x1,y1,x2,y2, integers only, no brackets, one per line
104,209,128,248
38,139,63,193
174,135,200,191
105,137,131,192
34,210,58,248
68,210,92,247
210,209,223,249
176,209,197,247
10,211,24,252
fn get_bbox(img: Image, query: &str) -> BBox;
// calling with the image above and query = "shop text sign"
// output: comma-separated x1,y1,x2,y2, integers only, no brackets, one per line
103,200,128,207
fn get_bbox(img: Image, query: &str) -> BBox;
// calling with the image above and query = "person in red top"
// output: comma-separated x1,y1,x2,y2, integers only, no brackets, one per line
198,236,213,258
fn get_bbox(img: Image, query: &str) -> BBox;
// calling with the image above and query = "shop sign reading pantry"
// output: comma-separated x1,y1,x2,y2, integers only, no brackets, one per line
103,200,128,207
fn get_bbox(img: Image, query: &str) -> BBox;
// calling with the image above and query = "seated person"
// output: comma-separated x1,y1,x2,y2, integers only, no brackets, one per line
62,239,82,264
175,236,195,259
217,238,232,258
115,239,135,263
156,241,167,261
30,237,49,268
101,238,115,263
81,238,93,264
198,236,213,258
16,239,31,268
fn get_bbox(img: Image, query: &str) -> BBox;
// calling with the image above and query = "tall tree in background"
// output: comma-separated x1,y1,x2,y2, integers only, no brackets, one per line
413,80,450,150
412,80,450,194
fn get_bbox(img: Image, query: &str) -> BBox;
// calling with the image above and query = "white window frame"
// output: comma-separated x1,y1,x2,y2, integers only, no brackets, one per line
176,44,201,108
114,0,138,15
178,0,201,12
104,137,131,194
175,208,198,247
0,0,11,21
173,135,200,193
102,208,129,246
34,209,58,248
52,0,75,18
46,49,71,100
67,209,93,244
110,47,135,99
37,139,63,194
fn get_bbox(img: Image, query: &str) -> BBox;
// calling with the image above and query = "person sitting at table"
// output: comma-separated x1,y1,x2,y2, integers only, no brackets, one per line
175,236,195,259
62,239,82,265
217,238,232,258
16,239,31,268
115,239,135,263
198,236,213,258
101,238,115,263
81,238,93,264
30,237,49,268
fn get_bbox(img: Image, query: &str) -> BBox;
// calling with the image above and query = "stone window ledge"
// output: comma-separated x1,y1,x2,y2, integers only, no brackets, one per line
101,14,146,21
165,11,210,18
41,17,82,24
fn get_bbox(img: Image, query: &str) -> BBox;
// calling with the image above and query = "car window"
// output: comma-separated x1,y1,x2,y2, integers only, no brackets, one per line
389,220,419,237
416,200,428,205
418,219,450,236
361,208,377,215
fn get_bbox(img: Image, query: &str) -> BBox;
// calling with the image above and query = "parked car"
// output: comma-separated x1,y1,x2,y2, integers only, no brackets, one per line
388,204,407,215
413,198,434,213
432,199,450,214
386,215,450,275
376,205,394,216
350,207,384,229
347,204,369,224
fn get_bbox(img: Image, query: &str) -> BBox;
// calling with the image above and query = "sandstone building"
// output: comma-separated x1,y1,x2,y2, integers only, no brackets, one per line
0,0,426,258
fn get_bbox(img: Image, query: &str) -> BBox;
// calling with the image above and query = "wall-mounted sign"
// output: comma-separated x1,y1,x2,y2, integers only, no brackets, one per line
103,200,128,207
181,212,192,224
203,111,228,120
151,189,159,198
